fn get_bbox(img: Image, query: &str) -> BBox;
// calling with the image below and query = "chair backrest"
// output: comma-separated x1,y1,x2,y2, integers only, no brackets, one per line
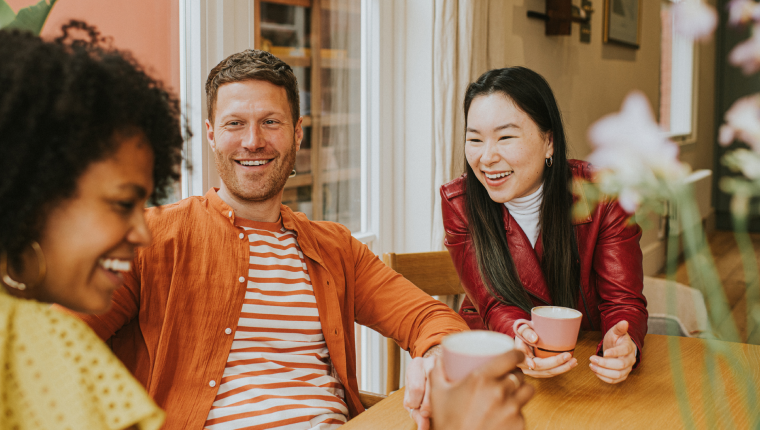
382,251,464,296
382,251,464,394
642,275,713,338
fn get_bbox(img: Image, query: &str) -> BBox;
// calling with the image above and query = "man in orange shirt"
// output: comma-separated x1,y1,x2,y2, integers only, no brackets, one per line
64,50,529,430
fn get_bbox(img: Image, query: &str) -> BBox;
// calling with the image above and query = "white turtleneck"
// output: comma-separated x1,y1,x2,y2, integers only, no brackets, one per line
504,184,543,248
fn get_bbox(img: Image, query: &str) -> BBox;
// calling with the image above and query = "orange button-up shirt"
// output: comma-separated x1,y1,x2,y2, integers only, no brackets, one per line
58,189,468,430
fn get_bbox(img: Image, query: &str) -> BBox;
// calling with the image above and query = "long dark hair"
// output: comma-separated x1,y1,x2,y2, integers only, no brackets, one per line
463,67,579,314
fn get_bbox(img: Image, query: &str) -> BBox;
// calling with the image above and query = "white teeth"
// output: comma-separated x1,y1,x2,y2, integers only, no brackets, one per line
240,160,271,166
98,258,131,272
485,171,512,179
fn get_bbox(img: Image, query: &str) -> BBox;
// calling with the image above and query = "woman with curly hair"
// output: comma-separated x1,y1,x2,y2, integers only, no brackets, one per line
0,21,184,429
441,67,648,384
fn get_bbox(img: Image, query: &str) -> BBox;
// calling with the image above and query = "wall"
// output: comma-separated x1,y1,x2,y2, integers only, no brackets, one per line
6,0,179,93
482,0,717,275
486,0,660,161
484,0,715,171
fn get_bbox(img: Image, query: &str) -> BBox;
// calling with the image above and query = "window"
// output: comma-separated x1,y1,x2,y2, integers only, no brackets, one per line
660,1,697,140
257,0,363,232
180,0,366,235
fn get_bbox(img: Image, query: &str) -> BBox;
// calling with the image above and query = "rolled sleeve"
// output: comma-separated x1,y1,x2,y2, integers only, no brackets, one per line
351,237,468,358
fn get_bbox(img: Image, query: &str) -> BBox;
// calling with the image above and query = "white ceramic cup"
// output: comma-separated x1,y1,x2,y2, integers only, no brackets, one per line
441,330,515,382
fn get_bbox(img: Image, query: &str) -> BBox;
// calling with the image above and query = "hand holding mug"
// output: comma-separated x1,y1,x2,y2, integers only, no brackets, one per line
589,320,637,384
430,350,534,430
512,306,583,378
407,330,517,430
513,323,578,378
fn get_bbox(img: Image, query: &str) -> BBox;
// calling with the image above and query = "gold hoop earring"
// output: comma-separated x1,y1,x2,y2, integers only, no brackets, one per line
0,241,46,291
289,169,297,178
545,157,553,167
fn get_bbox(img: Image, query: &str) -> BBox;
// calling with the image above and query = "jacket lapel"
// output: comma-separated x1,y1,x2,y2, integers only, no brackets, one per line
501,205,553,305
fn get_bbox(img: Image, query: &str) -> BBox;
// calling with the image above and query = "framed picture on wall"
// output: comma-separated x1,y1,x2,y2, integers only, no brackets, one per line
603,0,641,48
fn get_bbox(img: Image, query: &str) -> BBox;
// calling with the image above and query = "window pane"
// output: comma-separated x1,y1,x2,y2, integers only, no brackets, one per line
669,25,694,136
660,2,694,138
260,0,362,231
660,5,672,132
260,3,311,51
319,1,362,232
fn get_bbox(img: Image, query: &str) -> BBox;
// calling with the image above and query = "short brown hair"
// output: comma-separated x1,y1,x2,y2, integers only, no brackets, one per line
205,49,300,124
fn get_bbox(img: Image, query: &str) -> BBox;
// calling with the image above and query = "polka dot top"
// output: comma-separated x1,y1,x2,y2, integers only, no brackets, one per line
0,288,164,430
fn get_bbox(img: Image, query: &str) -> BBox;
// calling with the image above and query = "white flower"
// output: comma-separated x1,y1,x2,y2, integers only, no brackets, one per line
722,148,760,183
729,149,760,179
587,92,689,213
617,188,643,215
672,0,717,41
728,0,760,26
720,94,760,151
729,25,760,74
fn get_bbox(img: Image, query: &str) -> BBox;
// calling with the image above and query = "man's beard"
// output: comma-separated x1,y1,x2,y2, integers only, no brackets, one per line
215,141,297,202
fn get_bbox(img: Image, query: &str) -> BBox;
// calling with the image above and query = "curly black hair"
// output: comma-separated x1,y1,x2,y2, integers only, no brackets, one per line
0,21,186,258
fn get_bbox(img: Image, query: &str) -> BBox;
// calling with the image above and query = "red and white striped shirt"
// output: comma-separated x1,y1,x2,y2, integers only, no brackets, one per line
204,218,348,430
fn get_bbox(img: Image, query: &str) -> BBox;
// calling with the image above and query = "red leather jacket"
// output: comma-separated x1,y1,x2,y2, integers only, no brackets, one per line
441,160,647,363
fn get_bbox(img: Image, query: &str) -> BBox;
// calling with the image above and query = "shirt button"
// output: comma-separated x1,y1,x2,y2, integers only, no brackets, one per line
209,380,216,387
228,211,233,217
239,233,245,239
225,328,232,335
238,276,245,283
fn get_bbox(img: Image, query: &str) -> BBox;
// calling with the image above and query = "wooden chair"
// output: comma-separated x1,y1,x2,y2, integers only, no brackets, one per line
359,390,387,409
382,251,465,394
642,276,714,338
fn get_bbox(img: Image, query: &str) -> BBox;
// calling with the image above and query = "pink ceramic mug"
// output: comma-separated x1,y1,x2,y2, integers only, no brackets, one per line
441,330,515,382
513,306,582,358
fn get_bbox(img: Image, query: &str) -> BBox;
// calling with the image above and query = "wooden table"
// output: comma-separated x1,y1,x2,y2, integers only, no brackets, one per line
342,332,760,430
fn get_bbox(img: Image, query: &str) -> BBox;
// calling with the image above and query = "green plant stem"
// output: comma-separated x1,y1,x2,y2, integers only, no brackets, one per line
676,189,739,342
676,188,757,426
731,194,760,344
665,209,697,430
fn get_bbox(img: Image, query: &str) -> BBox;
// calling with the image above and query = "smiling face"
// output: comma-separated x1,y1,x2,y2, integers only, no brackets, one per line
465,93,554,204
32,133,154,313
206,79,303,204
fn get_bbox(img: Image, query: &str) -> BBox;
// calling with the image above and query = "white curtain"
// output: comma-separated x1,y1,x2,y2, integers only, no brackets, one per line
430,0,490,310
430,0,490,252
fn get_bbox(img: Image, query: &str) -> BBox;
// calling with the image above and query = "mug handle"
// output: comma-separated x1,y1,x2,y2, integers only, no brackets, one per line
512,319,536,347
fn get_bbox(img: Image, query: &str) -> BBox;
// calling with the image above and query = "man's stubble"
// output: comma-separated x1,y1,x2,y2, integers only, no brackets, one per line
214,139,297,203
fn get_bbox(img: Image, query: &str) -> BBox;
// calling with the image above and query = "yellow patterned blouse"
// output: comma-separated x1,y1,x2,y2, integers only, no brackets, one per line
0,288,164,430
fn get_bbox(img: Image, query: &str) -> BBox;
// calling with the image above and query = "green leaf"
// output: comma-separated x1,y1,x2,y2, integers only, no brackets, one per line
0,0,16,29
4,0,57,35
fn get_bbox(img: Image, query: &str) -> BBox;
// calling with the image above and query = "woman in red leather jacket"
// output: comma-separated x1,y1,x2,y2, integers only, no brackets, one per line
441,67,647,384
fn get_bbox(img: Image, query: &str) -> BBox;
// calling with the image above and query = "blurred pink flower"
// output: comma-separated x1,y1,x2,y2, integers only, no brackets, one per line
719,94,760,151
728,0,760,26
729,26,760,74
673,0,717,41
588,92,688,213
